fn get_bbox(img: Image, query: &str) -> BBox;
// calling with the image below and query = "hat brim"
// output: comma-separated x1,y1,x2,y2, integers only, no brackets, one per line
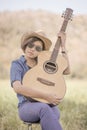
21,32,52,51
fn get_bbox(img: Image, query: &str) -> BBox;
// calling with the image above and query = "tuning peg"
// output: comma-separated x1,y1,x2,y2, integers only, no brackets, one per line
61,11,65,17
61,8,73,21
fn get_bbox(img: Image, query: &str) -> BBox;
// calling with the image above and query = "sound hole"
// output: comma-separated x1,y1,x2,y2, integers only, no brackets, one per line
43,61,58,74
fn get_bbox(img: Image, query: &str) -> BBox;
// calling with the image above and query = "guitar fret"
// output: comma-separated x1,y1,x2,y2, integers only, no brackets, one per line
50,37,61,63
60,20,68,32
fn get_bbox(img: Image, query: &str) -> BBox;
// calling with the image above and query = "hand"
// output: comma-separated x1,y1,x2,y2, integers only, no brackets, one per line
45,93,62,105
58,32,66,50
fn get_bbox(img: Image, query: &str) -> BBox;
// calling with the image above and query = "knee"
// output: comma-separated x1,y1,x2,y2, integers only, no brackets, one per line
39,103,52,116
40,103,50,111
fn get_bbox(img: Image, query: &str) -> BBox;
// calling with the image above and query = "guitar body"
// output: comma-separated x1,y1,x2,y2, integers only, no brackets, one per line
23,51,68,103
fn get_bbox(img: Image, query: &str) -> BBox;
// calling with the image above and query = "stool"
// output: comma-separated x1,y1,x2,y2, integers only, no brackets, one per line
23,121,40,130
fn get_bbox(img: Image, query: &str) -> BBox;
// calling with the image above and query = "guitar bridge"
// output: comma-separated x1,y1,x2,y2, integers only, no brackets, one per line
37,77,55,86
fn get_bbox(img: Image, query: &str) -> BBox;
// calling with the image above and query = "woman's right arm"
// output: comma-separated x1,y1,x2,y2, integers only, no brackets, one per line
13,80,47,99
13,81,61,105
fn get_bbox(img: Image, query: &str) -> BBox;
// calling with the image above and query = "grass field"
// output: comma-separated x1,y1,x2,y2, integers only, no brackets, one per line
0,79,87,130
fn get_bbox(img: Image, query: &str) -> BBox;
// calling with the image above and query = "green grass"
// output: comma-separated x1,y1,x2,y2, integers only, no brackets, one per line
0,79,87,130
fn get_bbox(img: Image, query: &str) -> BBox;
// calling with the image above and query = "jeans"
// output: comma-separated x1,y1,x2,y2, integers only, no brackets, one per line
18,101,62,130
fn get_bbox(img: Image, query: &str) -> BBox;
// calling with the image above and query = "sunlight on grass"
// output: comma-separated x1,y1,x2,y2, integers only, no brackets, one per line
65,79,87,104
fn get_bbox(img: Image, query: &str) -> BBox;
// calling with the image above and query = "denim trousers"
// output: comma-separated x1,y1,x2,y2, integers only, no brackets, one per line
18,101,62,130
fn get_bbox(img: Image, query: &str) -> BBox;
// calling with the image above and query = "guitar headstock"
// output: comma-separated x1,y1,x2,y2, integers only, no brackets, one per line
62,8,73,21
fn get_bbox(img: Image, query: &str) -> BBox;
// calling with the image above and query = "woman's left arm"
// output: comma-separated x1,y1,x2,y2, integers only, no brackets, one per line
58,32,71,75
62,51,71,75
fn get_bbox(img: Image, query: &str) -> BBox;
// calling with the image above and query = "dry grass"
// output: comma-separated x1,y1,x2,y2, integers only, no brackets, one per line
0,79,87,130
60,79,87,130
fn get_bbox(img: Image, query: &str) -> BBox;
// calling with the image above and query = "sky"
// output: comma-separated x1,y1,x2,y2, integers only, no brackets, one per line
0,0,87,14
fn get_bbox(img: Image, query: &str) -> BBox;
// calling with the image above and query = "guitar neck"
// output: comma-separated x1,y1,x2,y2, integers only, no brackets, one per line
50,20,68,63
60,20,68,32
50,37,61,62
49,8,73,63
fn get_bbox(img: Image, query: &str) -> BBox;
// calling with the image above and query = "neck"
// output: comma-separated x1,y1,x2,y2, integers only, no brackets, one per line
25,56,37,68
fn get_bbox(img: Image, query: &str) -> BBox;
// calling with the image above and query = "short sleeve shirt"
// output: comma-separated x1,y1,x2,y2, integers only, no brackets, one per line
10,55,31,107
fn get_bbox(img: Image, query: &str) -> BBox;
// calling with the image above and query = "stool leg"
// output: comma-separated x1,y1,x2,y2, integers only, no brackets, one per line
28,124,32,130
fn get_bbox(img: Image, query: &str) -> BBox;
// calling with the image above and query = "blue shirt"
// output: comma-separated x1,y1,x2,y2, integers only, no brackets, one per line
10,55,31,107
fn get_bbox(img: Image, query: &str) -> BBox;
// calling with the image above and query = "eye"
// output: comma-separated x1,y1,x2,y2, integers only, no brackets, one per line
27,43,34,48
36,46,42,52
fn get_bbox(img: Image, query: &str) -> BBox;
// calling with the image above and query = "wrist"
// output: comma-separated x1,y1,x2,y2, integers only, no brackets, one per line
61,46,66,51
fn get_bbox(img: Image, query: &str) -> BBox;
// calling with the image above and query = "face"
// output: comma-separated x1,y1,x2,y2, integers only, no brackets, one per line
24,41,43,59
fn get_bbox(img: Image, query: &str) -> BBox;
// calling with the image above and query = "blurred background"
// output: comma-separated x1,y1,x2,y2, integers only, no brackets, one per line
0,0,87,130
0,0,87,79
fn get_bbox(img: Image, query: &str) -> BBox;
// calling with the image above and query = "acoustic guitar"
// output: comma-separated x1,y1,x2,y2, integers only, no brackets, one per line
23,8,73,103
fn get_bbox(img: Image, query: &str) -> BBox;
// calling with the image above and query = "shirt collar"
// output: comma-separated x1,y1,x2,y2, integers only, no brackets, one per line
20,55,26,63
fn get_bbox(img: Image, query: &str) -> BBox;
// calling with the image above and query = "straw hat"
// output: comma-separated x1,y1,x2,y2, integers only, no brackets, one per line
21,30,52,51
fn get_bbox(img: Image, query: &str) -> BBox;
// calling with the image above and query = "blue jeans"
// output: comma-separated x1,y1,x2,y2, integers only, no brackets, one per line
18,101,62,130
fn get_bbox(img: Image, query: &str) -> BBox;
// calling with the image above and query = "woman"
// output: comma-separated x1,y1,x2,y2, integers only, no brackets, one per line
10,30,70,130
